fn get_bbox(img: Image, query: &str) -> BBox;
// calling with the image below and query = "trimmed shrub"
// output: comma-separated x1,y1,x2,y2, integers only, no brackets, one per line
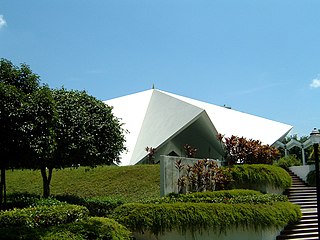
230,164,292,190
274,155,301,170
62,217,132,240
6,192,40,209
6,192,65,210
0,217,131,240
144,190,287,204
112,202,301,235
0,204,88,228
55,194,124,217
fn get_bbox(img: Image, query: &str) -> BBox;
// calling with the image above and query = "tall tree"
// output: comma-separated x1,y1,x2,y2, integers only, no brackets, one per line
0,59,127,199
21,86,57,198
33,88,127,198
0,59,40,207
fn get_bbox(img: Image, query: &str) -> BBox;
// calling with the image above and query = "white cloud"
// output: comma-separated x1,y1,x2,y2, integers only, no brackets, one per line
0,15,7,29
310,78,320,89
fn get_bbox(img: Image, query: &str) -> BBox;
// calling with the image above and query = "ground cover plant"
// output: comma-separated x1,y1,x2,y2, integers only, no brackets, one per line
0,204,88,228
0,217,132,240
6,164,160,202
230,164,292,190
0,194,131,239
143,189,288,204
112,190,301,236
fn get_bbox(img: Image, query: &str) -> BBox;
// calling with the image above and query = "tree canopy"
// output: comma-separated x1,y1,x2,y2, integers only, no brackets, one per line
0,59,42,207
0,58,127,200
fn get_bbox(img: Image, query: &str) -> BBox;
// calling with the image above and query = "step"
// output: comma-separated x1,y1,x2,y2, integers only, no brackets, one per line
288,186,316,190
289,189,317,193
276,172,319,240
290,198,317,202
301,209,317,214
285,222,318,230
289,192,317,197
290,201,317,205
279,237,319,240
299,219,318,224
276,232,319,239
289,195,316,199
281,227,318,234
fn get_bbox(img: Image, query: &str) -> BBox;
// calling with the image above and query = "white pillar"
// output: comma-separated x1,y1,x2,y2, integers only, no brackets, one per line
302,146,306,165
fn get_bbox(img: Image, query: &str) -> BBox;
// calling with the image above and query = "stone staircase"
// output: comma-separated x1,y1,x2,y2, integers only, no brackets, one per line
276,171,319,240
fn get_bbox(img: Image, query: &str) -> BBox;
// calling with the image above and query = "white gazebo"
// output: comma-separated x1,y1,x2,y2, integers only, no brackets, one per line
104,89,293,166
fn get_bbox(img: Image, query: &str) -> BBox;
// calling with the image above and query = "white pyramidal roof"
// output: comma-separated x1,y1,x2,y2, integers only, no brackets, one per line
104,89,292,166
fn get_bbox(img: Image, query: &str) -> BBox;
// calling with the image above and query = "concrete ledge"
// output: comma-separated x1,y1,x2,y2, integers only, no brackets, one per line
160,155,221,196
133,226,282,240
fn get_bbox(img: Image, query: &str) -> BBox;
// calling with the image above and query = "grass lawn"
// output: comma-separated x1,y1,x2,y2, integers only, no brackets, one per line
6,164,160,202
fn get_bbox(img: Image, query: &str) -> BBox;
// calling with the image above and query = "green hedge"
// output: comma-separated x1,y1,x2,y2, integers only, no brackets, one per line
230,164,292,190
55,194,124,217
0,204,88,228
0,217,132,240
112,201,301,235
144,190,287,204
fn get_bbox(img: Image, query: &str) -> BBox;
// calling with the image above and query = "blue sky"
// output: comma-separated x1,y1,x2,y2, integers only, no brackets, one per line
1,1,319,137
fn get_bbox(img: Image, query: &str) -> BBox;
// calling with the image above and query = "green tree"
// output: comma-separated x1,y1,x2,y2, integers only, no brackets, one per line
21,86,58,198
0,59,41,207
0,59,127,200
34,88,126,198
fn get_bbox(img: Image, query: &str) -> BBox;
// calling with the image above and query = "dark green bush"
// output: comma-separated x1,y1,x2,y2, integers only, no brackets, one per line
144,190,287,204
306,170,316,186
6,192,41,209
274,155,301,170
6,192,65,210
0,217,131,240
230,164,292,190
0,204,88,228
112,202,301,235
61,217,132,240
55,194,124,217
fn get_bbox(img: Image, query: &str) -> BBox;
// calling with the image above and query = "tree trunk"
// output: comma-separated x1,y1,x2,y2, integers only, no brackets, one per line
0,165,7,210
41,167,53,198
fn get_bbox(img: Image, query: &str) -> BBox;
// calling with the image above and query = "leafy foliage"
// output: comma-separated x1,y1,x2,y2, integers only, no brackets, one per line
273,155,301,170
0,217,132,240
217,134,280,165
112,201,301,235
55,194,124,217
0,59,39,94
175,159,233,193
7,165,160,202
0,204,88,228
143,189,288,204
52,88,127,168
306,170,316,187
230,164,292,190
0,59,44,207
145,146,157,164
6,192,64,210
1,58,127,200
183,144,197,158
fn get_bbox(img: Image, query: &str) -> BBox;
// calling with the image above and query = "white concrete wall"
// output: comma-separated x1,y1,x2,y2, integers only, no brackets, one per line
289,165,315,182
133,226,282,240
160,155,221,196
